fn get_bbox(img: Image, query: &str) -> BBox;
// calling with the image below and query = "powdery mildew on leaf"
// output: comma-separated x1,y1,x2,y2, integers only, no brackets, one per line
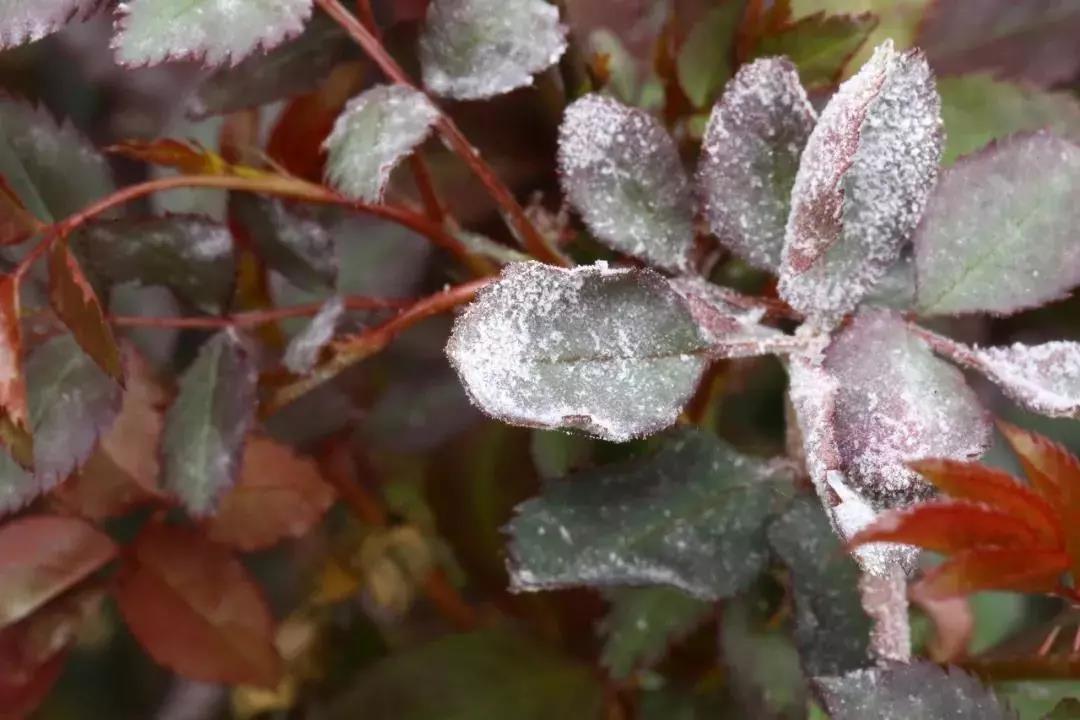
697,58,816,272
963,342,1080,419
419,0,567,100
446,262,709,442
558,94,696,273
231,196,337,292
113,0,314,68
284,296,344,374
0,0,100,49
914,132,1080,317
780,41,942,327
323,85,440,203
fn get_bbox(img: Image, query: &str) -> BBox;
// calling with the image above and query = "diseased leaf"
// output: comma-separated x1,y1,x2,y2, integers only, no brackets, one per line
558,94,696,273
915,133,1080,317
419,0,568,100
74,215,237,314
915,548,1066,600
0,276,30,467
849,502,1046,554
697,58,816,272
938,75,1080,166
48,240,123,383
114,522,282,687
283,296,344,375
0,0,101,50
508,428,794,599
676,2,742,108
231,196,337,292
0,515,115,628
755,12,878,88
768,497,873,677
599,587,712,679
113,0,315,68
205,436,335,552
323,85,440,203
918,0,1080,86
971,342,1080,421
823,309,990,508
779,41,942,325
447,262,709,441
818,662,1016,720
162,331,257,516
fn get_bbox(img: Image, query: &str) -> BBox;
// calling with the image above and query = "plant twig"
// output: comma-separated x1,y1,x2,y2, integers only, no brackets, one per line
110,295,411,330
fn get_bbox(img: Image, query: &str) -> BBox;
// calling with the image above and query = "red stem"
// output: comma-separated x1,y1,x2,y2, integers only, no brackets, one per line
111,295,410,330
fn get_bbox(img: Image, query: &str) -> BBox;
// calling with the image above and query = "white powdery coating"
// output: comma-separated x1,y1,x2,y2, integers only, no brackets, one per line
284,296,344,375
558,94,695,273
113,0,313,68
973,341,1080,418
780,41,943,327
323,85,440,203
446,262,709,442
914,132,1080,316
697,57,816,273
420,0,567,100
0,0,98,49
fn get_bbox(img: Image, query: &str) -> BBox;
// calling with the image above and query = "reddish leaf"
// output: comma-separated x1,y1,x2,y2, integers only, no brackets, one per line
48,239,123,383
0,276,31,467
913,548,1067,600
0,176,42,246
849,501,1046,555
107,139,230,175
0,515,116,628
205,436,335,552
115,522,282,687
912,594,973,662
909,459,1061,547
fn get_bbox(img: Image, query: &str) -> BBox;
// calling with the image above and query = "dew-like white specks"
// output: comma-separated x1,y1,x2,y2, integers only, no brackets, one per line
323,85,440,203
969,341,1080,419
558,94,696,274
420,0,567,100
0,0,99,49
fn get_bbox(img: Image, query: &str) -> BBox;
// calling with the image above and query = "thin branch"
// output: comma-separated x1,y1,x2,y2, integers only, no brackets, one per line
111,295,411,330
313,0,569,267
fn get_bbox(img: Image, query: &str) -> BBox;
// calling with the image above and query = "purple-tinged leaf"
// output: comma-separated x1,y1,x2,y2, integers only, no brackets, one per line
914,132,1080,317
162,331,257,516
447,262,709,442
230,196,337,293
113,0,314,68
558,94,696,274
283,296,344,375
697,58,816,273
779,41,942,326
0,1,101,50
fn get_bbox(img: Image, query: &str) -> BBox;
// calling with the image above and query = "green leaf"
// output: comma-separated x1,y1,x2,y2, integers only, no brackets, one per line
789,0,928,74
767,497,873,677
508,428,794,598
697,58,816,272
419,0,568,100
676,2,742,108
755,12,878,88
27,335,121,491
558,94,696,273
323,85,440,203
529,429,593,480
938,75,1080,166
73,215,236,314
162,331,257,516
0,1,101,50
0,98,114,223
323,628,604,720
599,587,712,679
113,0,314,68
817,662,1015,719
914,132,1080,317
231,196,336,292
283,296,343,374
447,262,709,441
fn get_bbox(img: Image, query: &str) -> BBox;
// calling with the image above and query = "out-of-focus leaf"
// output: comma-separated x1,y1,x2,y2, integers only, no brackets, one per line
0,176,41,246
818,662,1016,719
162,331,257,516
823,309,989,507
205,436,335,552
187,13,355,118
586,29,638,102
323,85,440,203
768,497,872,677
917,0,1080,86
283,296,344,375
231,196,337,292
48,240,123,383
915,548,1065,600
697,58,815,272
0,0,101,50
447,262,709,441
419,0,568,100
323,628,603,719
529,429,593,480
599,586,711,679
779,41,942,325
676,2,742,108
789,0,927,74
915,132,1080,317
0,452,34,517
0,515,115,628
114,522,282,687
362,363,480,454
0,276,30,467
74,215,236,314
558,94,695,273
508,428,794,599
755,12,878,88
1046,698,1080,719
938,75,1080,166
849,502,1046,553
113,0,314,68
106,138,235,175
